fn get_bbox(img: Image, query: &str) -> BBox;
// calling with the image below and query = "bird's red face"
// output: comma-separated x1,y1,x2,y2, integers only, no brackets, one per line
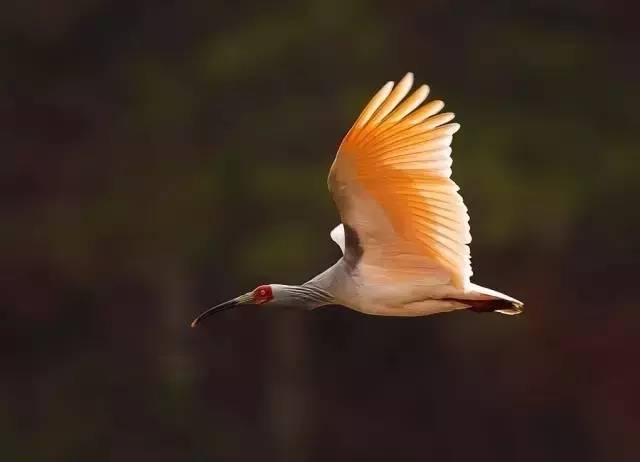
252,284,273,304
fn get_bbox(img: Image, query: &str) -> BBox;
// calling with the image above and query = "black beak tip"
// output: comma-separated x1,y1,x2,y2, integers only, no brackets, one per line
190,298,240,328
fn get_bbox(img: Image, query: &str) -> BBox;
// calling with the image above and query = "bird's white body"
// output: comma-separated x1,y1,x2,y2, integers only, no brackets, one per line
309,225,521,316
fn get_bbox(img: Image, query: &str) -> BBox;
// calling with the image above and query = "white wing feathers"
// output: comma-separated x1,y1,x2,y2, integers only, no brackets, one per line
330,224,346,254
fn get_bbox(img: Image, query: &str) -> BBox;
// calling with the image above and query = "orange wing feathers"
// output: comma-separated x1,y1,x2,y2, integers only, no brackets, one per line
330,73,472,289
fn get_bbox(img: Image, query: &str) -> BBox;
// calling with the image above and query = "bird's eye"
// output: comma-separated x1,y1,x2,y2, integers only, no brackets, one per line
259,289,266,296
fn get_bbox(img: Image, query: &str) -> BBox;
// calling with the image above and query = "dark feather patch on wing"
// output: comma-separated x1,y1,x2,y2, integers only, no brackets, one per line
344,223,363,267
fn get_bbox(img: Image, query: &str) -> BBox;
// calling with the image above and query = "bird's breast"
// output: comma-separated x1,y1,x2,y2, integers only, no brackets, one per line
344,268,467,316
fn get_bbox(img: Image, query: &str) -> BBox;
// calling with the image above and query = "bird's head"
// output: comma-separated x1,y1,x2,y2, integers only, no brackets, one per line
191,283,332,327
190,284,275,327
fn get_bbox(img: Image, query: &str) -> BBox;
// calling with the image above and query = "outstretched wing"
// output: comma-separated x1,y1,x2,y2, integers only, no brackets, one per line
328,73,472,289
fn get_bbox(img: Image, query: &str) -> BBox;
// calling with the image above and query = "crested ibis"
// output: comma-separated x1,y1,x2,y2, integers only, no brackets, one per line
191,73,523,327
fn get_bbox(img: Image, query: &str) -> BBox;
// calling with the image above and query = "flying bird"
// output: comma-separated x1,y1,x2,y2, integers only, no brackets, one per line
191,73,523,327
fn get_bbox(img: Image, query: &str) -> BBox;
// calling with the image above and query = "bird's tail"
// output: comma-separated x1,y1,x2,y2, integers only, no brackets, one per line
460,283,524,315
464,297,523,315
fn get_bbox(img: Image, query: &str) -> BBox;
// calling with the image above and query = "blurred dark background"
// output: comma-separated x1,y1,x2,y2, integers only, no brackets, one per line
3,1,639,460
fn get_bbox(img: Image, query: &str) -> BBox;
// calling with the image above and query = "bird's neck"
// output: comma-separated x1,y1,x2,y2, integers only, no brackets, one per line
273,283,334,309
303,259,351,305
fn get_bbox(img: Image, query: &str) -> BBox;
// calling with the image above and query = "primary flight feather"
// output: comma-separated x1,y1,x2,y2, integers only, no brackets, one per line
192,73,523,327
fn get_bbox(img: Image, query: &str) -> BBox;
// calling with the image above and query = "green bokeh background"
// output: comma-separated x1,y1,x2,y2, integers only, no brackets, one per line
3,1,639,460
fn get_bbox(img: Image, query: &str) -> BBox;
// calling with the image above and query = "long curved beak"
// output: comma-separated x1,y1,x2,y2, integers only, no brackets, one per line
190,293,253,327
